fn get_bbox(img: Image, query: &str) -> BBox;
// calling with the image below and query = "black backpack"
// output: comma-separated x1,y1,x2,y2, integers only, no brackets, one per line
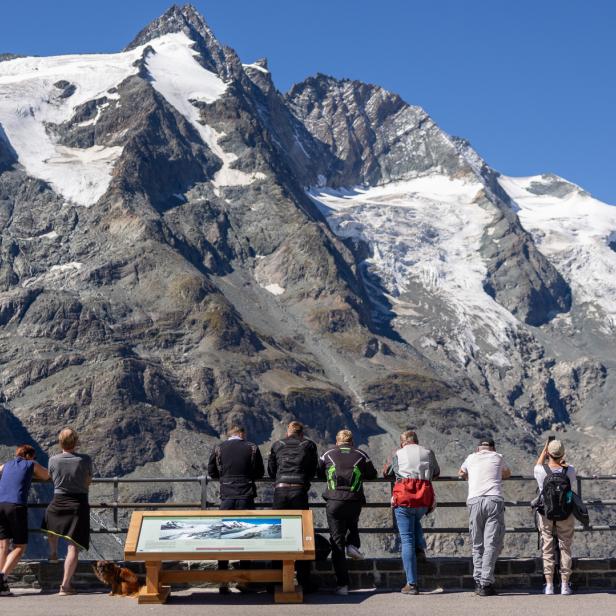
541,466,574,521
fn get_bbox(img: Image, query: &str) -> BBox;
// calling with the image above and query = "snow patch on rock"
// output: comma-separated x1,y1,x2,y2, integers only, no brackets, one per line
309,175,520,363
499,175,616,331
146,33,265,188
0,45,146,205
263,283,285,296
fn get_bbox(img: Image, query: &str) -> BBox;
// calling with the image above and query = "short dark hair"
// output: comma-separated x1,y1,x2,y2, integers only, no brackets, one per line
288,421,304,435
479,438,495,448
16,444,36,459
227,425,245,437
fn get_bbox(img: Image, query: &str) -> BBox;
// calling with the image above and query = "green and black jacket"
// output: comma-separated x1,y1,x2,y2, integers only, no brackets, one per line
317,445,377,502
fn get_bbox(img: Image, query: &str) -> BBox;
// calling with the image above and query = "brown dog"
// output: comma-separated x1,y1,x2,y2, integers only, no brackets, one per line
93,560,141,597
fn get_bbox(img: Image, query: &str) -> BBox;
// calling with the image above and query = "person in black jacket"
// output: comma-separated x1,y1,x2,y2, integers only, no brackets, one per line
268,420,318,591
268,421,318,509
208,425,265,592
208,425,265,509
318,429,377,595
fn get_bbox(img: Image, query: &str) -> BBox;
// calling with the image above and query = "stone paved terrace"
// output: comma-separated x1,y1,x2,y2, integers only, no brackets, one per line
3,587,616,616
9,557,616,593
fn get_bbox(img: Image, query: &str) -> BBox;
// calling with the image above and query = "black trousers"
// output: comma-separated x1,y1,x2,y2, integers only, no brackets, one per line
326,500,362,586
219,496,255,571
272,488,312,588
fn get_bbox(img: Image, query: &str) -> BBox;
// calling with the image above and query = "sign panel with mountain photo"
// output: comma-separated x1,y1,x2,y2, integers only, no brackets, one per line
135,514,303,553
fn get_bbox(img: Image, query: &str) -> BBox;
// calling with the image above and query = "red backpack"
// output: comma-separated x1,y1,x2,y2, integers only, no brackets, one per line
392,478,435,509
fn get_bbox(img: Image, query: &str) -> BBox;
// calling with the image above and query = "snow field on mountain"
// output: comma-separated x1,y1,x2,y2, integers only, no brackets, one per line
146,33,265,189
0,47,144,205
309,175,519,363
499,175,616,331
0,32,263,207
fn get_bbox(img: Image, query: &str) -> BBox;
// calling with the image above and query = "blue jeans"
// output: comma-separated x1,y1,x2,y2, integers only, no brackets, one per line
394,506,428,585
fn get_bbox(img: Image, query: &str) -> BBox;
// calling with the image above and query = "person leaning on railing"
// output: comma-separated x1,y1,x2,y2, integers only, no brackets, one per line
207,424,265,594
458,437,511,597
268,421,319,593
41,427,92,596
383,430,440,596
317,429,377,596
0,444,49,597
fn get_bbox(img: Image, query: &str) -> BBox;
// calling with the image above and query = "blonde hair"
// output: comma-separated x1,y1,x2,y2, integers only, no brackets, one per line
400,430,419,446
59,427,78,451
227,425,245,437
336,429,353,445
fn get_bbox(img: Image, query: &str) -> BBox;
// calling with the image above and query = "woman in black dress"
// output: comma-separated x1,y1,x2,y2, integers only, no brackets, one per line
42,428,92,595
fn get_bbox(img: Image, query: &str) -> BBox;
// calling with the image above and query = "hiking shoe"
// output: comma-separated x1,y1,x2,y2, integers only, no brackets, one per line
478,584,497,596
401,583,419,595
561,582,573,595
544,583,554,595
345,545,364,560
335,585,349,596
0,575,12,597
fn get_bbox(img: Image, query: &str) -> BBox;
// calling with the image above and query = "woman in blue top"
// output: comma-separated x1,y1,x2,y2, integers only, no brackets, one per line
0,444,49,596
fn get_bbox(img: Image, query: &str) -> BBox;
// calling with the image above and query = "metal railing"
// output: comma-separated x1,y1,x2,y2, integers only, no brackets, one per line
26,475,616,536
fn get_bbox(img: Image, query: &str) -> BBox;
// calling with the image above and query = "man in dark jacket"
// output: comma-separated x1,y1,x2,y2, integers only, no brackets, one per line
268,421,318,591
318,429,377,595
268,421,318,509
208,425,264,591
208,425,265,509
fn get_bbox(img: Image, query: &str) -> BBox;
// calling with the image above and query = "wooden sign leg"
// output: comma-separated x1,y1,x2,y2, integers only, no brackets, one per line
274,560,303,604
138,561,170,604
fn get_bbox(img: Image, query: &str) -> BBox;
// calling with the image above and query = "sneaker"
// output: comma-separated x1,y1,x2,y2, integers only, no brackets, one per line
401,583,419,595
544,583,554,595
561,582,573,595
0,575,12,597
335,585,349,596
218,585,231,595
474,580,482,595
345,545,364,560
478,584,498,596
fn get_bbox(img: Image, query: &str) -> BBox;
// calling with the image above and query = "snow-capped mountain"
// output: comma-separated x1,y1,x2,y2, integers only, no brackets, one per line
0,4,614,487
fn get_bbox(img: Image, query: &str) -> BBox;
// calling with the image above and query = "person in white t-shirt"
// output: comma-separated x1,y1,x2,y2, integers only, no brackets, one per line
534,439,577,596
458,438,511,596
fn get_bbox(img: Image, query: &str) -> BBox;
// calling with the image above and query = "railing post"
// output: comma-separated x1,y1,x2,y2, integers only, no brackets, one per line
577,476,583,501
113,477,119,528
199,475,208,510
390,479,396,532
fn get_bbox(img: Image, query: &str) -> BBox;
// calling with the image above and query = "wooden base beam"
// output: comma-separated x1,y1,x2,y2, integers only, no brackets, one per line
274,584,303,604
137,585,170,604
161,569,282,584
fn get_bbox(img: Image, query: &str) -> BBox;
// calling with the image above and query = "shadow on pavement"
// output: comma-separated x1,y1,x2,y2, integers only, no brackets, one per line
168,590,376,605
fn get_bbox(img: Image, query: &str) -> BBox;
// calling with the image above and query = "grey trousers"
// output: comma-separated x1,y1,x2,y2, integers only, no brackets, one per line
468,496,505,585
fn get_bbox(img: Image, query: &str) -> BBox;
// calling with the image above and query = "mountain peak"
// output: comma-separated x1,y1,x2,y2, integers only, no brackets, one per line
125,4,214,51
125,4,241,80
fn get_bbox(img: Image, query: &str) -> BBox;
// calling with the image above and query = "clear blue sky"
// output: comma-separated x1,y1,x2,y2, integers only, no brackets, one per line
1,1,615,203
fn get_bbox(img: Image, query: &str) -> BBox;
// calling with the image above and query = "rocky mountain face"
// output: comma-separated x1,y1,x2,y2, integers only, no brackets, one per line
1,3,615,504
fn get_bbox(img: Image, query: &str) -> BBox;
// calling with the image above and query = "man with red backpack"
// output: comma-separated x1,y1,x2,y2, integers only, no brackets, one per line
534,438,577,596
383,430,440,595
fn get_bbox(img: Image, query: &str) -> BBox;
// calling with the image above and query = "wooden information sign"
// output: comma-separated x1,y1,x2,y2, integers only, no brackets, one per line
124,509,315,604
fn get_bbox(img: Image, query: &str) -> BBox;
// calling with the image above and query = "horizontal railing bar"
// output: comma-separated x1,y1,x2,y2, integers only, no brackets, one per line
27,525,616,535
29,475,616,484
23,499,616,509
